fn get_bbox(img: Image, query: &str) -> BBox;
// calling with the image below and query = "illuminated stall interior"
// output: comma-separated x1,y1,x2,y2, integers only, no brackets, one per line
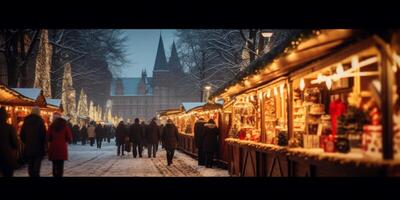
211,29,400,160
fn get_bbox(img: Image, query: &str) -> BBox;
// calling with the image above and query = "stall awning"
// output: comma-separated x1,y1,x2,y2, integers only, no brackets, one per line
186,102,223,114
0,84,37,106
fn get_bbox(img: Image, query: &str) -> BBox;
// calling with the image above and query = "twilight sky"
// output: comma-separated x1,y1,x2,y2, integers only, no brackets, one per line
117,29,177,78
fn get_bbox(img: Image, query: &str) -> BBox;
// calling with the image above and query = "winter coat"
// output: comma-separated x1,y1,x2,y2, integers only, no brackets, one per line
87,125,96,138
20,114,47,157
80,126,88,139
193,119,206,149
72,125,80,140
146,121,160,145
141,123,147,144
129,123,143,145
115,124,127,145
161,122,179,150
95,125,104,139
0,122,18,168
47,118,73,161
203,123,219,153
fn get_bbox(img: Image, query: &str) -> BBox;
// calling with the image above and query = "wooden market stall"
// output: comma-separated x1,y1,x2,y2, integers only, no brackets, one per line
210,29,400,176
157,102,227,167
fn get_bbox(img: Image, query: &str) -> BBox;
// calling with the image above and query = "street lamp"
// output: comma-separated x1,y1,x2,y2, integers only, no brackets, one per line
203,85,212,102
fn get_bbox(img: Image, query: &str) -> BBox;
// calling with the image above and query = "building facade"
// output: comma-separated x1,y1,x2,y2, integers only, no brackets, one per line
110,35,199,122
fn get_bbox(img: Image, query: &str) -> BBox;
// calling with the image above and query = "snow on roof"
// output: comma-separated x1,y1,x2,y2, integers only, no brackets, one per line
181,102,206,112
12,88,41,100
46,98,61,107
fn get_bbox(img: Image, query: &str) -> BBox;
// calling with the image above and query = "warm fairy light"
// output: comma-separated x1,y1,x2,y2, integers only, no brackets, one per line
258,92,263,100
336,64,344,75
266,89,271,98
279,84,285,96
300,78,305,91
326,77,332,90
274,87,278,96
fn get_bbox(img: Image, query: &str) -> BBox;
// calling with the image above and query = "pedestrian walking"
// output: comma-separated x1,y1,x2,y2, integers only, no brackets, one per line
95,124,104,149
47,113,73,177
20,106,47,177
129,118,143,158
115,121,127,156
140,121,147,151
72,124,80,145
80,124,88,145
194,117,206,166
203,119,219,168
0,107,18,177
161,119,179,166
146,118,160,158
87,121,96,147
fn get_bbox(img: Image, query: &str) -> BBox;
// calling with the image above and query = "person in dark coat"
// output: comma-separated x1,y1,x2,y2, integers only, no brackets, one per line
146,118,160,158
0,107,18,177
72,124,80,145
115,121,127,156
203,119,219,168
161,119,179,166
80,124,88,145
105,125,112,144
20,106,47,177
140,121,147,152
47,113,73,177
129,118,143,158
95,124,104,149
194,118,206,166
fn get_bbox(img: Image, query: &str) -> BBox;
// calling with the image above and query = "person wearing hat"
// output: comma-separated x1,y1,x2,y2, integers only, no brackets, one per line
20,106,47,177
0,107,18,177
161,119,179,166
47,112,72,177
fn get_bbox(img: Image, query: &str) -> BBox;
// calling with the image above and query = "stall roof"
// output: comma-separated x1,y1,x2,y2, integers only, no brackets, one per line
46,98,61,107
0,84,36,106
13,88,41,100
210,29,370,99
12,88,47,107
186,102,223,114
181,102,206,112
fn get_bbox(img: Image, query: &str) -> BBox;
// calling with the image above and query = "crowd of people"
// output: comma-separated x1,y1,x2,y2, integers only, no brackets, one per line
0,106,72,177
1,105,221,177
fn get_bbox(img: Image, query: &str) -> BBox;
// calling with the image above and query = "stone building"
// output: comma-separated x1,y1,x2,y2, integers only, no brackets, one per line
110,35,199,122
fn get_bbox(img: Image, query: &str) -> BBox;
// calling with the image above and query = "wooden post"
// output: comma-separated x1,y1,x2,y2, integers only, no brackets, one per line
287,80,294,139
379,43,394,160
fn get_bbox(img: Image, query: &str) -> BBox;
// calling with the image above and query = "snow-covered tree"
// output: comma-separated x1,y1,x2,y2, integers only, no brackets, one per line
61,62,76,123
33,29,52,97
76,88,88,120
89,100,94,120
48,29,127,108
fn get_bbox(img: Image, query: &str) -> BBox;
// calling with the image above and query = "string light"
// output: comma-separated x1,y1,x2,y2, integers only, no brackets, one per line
274,87,278,96
279,84,285,96
300,78,305,91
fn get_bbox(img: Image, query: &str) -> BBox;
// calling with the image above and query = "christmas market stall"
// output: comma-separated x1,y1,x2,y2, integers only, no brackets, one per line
210,29,400,176
175,102,224,164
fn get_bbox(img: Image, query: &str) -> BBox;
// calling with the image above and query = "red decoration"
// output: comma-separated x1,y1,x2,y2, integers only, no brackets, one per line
329,99,346,137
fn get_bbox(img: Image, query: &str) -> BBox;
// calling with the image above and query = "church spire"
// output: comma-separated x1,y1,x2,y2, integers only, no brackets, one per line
168,41,182,72
153,34,168,71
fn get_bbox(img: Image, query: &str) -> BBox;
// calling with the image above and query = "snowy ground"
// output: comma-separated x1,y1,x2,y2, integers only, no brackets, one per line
14,140,229,177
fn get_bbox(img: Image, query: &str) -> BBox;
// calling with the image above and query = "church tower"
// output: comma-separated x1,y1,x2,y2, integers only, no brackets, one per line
168,41,183,74
153,34,169,88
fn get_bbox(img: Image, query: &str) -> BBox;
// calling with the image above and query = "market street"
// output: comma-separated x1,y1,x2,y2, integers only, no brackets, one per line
14,141,229,177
